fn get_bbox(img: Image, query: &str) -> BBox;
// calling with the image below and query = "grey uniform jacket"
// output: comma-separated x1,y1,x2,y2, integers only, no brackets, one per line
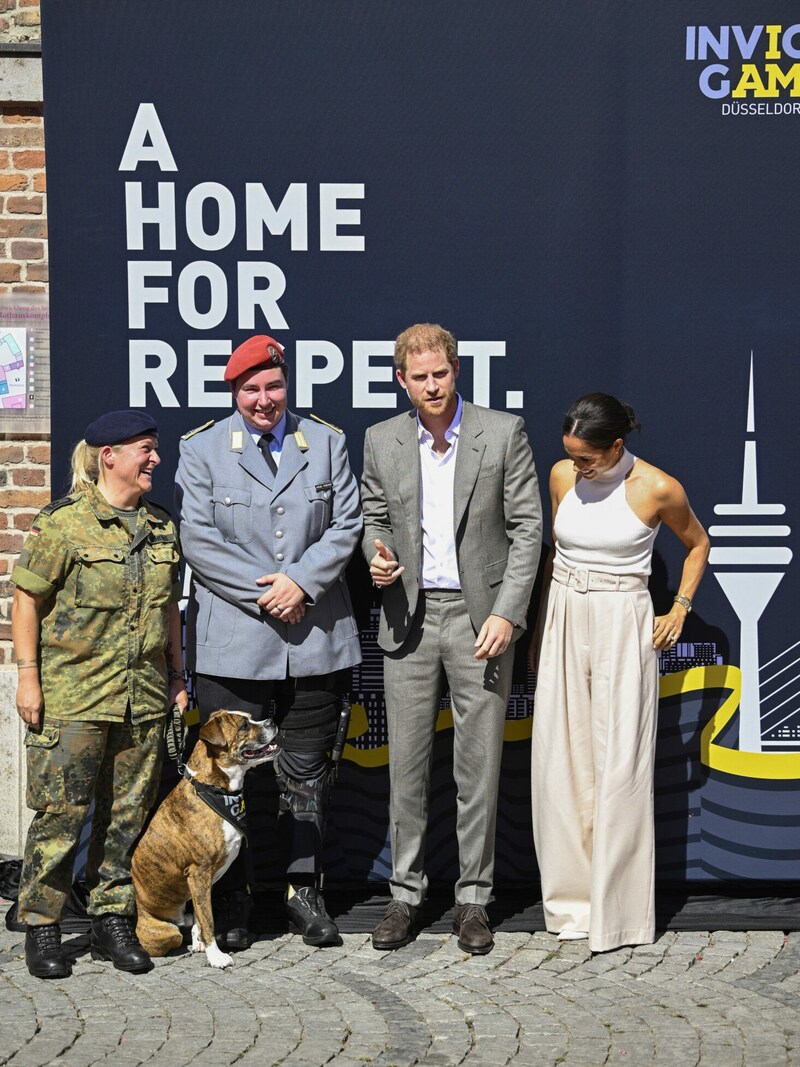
176,409,362,680
361,401,543,653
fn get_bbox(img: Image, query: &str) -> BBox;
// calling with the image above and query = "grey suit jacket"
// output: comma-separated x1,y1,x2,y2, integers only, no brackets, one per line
361,400,542,653
176,409,362,680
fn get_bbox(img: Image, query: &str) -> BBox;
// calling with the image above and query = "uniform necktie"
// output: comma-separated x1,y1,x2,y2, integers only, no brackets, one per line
258,433,278,476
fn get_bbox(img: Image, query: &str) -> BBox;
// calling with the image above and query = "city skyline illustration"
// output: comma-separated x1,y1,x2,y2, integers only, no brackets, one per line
709,354,799,752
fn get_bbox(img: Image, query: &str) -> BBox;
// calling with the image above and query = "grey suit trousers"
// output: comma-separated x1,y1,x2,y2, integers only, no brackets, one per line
383,589,514,906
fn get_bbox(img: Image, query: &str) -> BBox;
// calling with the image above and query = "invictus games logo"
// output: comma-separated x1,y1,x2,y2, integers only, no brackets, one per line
686,23,800,115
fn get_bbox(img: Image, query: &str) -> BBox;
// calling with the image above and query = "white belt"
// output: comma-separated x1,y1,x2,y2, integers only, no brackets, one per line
552,563,648,593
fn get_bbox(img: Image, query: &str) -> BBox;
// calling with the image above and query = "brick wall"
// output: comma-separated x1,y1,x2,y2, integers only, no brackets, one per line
0,442,50,661
0,104,47,294
0,95,48,662
1,2,48,665
0,0,41,42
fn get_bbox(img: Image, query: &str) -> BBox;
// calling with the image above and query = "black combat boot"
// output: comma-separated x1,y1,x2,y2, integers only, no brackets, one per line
285,885,339,946
25,922,71,979
90,914,153,973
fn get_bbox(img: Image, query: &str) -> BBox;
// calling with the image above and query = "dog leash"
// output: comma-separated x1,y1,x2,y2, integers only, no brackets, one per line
165,702,188,776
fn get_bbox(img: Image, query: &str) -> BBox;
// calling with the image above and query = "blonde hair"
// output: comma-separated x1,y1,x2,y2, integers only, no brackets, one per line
69,439,120,495
394,323,457,374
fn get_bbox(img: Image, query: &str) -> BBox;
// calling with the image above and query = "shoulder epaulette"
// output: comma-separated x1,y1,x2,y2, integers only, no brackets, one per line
309,413,344,435
182,420,215,440
39,495,78,516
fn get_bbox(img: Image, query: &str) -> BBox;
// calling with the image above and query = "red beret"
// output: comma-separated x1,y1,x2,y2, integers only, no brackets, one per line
224,335,287,383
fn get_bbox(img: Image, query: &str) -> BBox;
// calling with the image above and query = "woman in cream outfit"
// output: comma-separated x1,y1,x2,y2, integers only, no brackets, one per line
531,393,709,953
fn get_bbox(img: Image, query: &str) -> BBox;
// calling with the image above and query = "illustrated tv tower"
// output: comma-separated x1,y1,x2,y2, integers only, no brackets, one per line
709,354,792,752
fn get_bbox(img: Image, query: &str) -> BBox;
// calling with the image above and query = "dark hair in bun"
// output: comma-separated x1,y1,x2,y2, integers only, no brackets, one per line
562,392,641,450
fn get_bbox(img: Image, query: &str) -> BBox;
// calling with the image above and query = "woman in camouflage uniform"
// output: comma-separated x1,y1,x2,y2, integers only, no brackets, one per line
11,410,188,980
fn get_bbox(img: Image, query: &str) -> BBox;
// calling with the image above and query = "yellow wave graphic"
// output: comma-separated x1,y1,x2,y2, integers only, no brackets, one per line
661,664,800,780
184,702,529,767
189,670,800,779
343,703,532,767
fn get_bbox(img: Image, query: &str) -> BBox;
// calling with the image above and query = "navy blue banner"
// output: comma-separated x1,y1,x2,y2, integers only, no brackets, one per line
42,0,800,881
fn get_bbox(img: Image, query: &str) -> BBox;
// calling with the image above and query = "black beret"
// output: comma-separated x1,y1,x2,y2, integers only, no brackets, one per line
84,410,159,447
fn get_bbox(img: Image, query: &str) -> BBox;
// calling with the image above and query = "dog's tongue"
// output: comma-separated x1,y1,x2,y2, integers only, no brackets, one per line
243,742,277,759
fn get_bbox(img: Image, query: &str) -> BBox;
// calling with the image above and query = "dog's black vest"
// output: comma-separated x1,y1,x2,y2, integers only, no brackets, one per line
183,771,248,839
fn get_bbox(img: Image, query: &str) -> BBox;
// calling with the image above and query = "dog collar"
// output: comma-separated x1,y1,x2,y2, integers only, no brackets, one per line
184,770,248,838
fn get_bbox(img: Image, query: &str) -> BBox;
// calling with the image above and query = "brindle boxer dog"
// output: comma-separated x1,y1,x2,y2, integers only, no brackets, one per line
132,709,278,968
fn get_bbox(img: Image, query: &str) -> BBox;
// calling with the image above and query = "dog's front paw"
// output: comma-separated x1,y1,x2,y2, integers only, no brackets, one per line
205,942,233,968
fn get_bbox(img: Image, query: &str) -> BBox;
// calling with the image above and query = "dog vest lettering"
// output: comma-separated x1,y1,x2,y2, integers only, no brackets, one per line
184,773,248,839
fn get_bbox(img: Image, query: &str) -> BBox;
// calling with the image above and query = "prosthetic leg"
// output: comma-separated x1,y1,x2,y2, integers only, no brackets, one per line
277,692,349,946
194,671,349,949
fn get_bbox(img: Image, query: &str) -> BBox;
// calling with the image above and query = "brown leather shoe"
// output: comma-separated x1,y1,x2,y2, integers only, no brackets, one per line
452,903,494,954
372,900,419,950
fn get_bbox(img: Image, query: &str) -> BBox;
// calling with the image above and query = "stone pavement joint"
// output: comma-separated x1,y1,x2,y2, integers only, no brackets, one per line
1,906,799,1067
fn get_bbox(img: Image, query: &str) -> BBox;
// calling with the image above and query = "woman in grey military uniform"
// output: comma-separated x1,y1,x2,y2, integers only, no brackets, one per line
12,410,188,979
176,334,362,949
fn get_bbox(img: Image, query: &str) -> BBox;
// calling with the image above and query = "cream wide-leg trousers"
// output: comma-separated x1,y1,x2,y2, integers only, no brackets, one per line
531,564,659,953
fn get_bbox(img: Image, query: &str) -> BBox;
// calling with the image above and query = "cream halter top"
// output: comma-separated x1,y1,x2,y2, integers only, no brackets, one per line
553,449,661,576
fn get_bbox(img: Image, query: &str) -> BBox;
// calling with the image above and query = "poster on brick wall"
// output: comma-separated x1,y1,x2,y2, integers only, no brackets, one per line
41,0,800,883
0,295,50,432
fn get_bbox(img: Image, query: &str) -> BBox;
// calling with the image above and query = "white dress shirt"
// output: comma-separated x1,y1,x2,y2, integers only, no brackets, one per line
418,395,463,589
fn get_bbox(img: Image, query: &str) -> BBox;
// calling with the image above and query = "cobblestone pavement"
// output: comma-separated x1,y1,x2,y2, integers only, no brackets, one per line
2,907,799,1067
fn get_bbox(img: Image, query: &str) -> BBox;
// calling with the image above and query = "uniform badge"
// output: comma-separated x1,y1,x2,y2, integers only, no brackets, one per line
231,430,243,451
294,430,309,451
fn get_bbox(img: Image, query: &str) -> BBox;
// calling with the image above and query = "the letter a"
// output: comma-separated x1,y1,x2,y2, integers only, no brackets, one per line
119,103,178,172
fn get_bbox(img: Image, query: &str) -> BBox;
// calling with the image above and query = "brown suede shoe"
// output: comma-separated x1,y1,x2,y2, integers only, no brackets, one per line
452,903,494,954
372,900,419,950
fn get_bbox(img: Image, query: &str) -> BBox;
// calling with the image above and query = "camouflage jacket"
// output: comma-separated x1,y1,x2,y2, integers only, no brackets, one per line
12,482,181,724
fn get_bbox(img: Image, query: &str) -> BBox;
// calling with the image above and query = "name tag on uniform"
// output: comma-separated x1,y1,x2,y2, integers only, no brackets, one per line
315,482,333,491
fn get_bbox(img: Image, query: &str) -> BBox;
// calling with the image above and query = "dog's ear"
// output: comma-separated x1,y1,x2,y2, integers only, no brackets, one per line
200,714,229,751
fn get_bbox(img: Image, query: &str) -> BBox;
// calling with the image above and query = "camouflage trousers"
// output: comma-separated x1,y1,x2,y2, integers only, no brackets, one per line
17,714,164,926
